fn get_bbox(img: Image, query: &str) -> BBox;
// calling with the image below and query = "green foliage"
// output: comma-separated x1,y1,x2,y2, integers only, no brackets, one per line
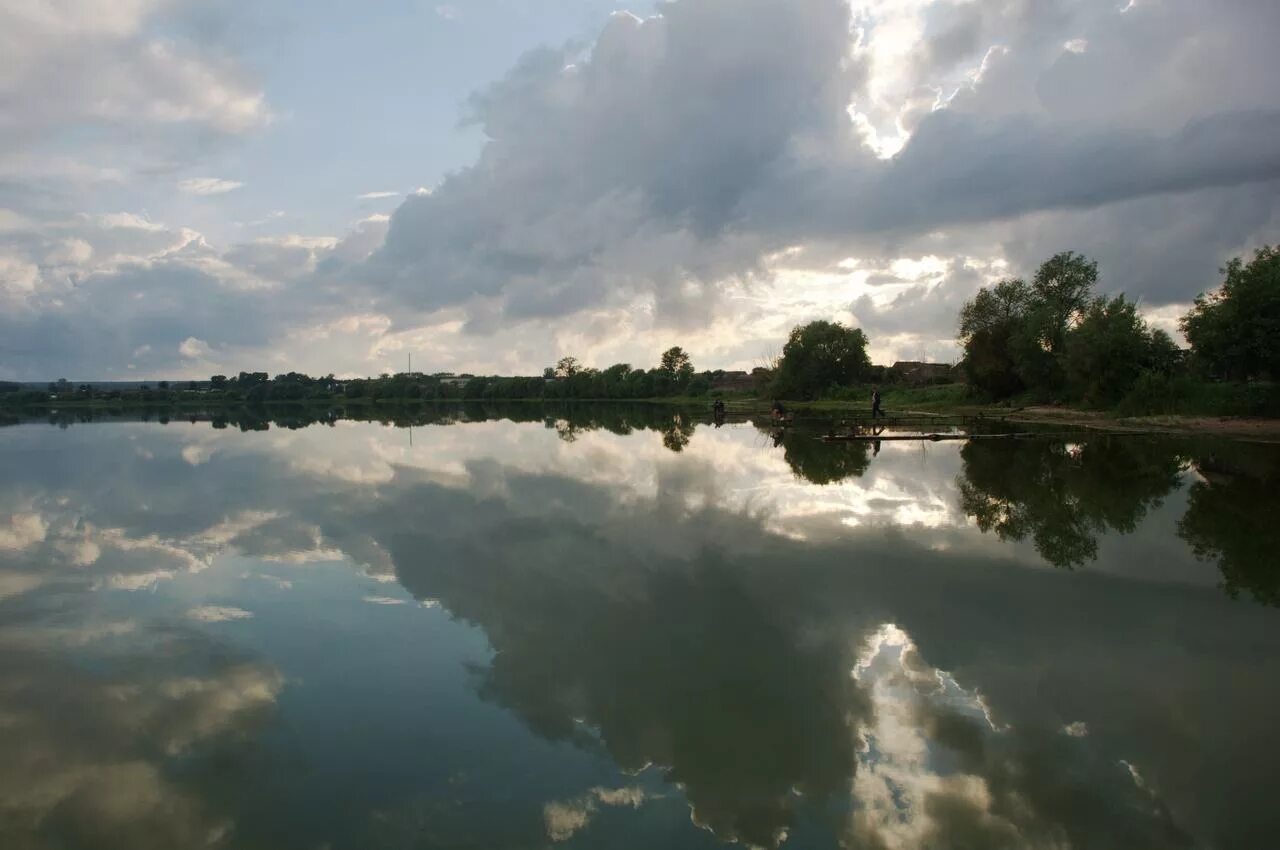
659,346,695,387
1064,295,1165,406
554,356,581,378
1116,375,1280,418
959,252,1182,407
1030,251,1098,354
773,321,870,400
958,278,1033,397
1181,245,1280,381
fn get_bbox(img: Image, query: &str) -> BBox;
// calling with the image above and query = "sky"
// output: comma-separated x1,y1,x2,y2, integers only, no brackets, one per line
2,0,1278,381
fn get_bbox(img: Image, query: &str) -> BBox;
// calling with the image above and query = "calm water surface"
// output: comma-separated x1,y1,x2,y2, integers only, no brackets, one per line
1,405,1278,849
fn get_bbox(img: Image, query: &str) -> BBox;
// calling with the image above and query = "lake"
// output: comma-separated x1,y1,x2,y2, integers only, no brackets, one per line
1,404,1278,849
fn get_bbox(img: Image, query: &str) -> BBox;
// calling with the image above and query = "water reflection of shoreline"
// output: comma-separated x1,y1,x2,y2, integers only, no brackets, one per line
2,410,1278,848
4,404,1277,600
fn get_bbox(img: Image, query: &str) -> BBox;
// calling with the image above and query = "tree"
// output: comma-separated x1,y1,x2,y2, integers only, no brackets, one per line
957,253,1101,400
210,375,228,389
603,363,633,397
554,356,581,378
773,321,870,400
1063,295,1162,406
1181,245,1280,381
1031,251,1097,353
542,367,556,380
659,347,695,387
958,278,1032,398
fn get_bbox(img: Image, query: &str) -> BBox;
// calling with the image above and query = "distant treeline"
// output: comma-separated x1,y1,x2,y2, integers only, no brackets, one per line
3,246,1276,415
0,347,752,406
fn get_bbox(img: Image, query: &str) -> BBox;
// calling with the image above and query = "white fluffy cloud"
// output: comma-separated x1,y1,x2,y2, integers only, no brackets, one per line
179,337,213,359
0,0,268,155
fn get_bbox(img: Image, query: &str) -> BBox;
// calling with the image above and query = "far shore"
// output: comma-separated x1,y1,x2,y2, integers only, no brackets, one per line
5,391,1280,442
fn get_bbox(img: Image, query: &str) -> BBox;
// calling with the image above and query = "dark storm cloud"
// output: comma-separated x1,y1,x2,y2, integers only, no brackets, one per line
0,261,285,377
342,0,1280,329
363,0,864,324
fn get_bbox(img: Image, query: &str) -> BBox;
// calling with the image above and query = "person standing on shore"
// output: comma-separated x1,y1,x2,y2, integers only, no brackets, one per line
871,388,883,420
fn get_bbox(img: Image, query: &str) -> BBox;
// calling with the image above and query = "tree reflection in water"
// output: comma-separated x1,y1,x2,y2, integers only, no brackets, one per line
1180,447,1280,606
957,437,1186,568
777,429,872,485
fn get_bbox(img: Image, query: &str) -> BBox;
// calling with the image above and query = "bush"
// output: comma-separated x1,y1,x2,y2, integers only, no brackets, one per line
1117,375,1280,417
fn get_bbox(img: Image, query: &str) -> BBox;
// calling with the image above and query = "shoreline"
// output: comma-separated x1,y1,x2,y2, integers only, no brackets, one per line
5,395,1279,442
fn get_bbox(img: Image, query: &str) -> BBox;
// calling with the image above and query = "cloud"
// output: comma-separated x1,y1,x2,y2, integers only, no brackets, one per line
179,337,212,359
3,409,1279,846
346,0,1280,347
3,0,1280,377
544,787,650,842
0,513,48,551
1062,721,1089,737
177,177,244,196
186,605,254,623
0,639,282,849
0,211,344,379
362,595,408,605
0,0,270,158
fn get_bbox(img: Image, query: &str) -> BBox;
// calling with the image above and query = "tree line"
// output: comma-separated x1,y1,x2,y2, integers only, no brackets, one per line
2,246,1275,413
756,244,1278,412
959,246,1279,413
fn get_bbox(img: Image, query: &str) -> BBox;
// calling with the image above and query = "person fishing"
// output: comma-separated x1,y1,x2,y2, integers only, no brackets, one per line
871,387,883,420
712,398,726,425
771,399,787,422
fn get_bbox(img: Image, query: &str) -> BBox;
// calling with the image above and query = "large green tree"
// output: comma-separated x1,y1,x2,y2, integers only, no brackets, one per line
1030,251,1098,354
659,346,695,388
773,321,870,400
958,278,1032,397
1063,295,1171,406
554,356,581,378
1181,245,1280,381
958,252,1102,400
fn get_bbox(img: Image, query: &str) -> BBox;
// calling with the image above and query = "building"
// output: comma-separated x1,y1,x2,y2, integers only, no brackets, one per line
708,370,755,392
889,361,958,385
